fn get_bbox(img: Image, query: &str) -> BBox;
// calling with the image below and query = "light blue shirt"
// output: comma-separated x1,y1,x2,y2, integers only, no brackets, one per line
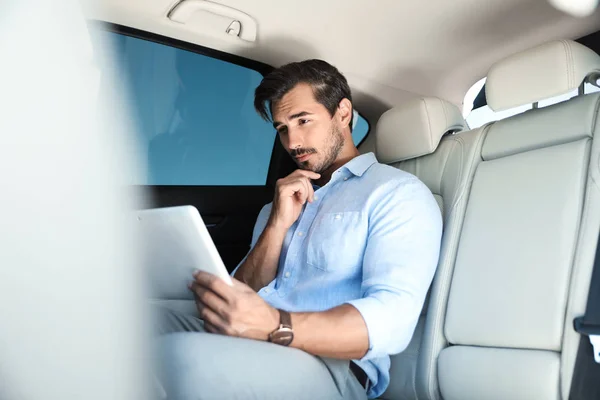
234,152,442,398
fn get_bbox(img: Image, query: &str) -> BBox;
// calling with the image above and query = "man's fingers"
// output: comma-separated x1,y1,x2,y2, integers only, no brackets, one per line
292,178,313,204
278,170,319,204
300,177,314,203
292,169,321,180
296,180,310,205
295,178,310,205
199,307,229,335
203,320,220,334
193,270,233,303
278,179,308,204
191,283,231,334
191,283,228,319
306,178,315,203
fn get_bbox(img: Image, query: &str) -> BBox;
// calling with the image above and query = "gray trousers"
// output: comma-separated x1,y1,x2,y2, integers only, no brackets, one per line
152,303,368,400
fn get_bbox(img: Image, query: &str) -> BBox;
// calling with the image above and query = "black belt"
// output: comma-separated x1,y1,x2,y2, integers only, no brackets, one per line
350,361,370,391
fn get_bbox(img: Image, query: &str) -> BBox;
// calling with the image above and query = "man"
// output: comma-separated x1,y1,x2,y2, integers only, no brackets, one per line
155,60,442,399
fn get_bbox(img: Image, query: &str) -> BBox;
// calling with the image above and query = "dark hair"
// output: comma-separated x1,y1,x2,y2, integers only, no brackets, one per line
254,59,353,130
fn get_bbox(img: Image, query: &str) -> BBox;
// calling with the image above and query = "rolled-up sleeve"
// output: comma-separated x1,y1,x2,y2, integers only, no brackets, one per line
346,179,442,360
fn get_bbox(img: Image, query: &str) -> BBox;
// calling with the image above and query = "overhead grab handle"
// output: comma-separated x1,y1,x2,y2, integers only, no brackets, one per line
167,0,257,42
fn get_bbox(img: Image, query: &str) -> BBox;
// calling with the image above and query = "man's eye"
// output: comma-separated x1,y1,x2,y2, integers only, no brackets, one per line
299,119,310,125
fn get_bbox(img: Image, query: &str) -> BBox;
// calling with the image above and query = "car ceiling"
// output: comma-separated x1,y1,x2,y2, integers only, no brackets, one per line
88,0,600,123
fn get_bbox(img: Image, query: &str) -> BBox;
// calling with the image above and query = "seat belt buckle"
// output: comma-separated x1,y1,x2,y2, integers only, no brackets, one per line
574,316,600,364
590,335,600,364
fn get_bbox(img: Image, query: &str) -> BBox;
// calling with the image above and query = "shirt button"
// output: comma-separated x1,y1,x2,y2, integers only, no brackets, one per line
335,214,342,220
263,288,270,294
284,271,291,278
298,231,304,236
314,196,319,201
343,177,348,181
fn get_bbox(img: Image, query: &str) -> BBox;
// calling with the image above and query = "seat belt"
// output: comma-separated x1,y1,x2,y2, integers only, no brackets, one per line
569,231,600,400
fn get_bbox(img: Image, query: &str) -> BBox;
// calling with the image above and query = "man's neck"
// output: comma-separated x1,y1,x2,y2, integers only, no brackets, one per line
315,147,360,187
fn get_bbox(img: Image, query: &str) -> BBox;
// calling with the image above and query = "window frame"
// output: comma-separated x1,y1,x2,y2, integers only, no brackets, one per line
91,21,274,78
91,20,281,187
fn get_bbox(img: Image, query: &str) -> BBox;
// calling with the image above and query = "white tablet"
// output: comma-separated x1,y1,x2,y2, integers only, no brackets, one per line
136,205,233,300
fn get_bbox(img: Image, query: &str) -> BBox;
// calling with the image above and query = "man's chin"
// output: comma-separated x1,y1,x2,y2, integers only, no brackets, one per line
297,162,314,171
293,158,310,168
296,162,321,174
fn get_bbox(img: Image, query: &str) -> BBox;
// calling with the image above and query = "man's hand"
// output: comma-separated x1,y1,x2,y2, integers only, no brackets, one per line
232,169,320,291
189,270,280,341
269,170,321,231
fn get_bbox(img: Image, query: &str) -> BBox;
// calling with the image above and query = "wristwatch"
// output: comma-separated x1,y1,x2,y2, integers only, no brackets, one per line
268,309,294,346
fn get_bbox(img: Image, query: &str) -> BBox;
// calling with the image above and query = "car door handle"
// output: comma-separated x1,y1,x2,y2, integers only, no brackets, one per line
203,215,225,228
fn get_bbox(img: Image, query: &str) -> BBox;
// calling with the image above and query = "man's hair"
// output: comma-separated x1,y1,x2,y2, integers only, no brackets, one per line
254,59,353,130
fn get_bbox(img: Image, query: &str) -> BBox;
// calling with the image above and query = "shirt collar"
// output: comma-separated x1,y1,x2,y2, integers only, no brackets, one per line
340,152,378,177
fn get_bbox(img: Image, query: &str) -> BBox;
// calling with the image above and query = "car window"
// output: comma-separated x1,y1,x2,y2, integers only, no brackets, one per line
95,31,275,186
352,111,370,145
463,77,600,129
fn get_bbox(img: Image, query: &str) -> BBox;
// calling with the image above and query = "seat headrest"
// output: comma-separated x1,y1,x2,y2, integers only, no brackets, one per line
486,40,600,111
375,97,467,164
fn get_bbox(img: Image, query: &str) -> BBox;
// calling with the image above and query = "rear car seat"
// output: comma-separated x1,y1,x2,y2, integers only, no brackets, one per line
374,97,487,399
372,39,600,400
436,40,600,400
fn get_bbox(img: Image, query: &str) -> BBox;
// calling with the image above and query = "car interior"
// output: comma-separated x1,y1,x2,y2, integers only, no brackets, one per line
85,1,600,399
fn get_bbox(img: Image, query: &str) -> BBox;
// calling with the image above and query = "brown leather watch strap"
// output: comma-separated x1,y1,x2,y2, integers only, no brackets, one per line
279,309,292,328
268,309,294,346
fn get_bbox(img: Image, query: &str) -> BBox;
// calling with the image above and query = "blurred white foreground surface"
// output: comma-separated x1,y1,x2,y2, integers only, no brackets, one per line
0,1,150,399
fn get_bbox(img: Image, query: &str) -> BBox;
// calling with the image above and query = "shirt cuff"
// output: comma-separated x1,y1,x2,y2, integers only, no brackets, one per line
346,294,408,361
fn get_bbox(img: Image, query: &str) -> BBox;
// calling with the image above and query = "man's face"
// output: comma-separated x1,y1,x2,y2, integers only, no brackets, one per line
272,84,345,174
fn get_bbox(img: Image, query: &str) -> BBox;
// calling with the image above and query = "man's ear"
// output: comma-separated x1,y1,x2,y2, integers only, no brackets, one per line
337,98,353,130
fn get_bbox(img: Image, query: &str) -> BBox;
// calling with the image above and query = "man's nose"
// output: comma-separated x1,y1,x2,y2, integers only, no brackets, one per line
286,128,303,151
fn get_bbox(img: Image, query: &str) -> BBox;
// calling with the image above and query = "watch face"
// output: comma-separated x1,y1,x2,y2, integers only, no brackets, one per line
271,327,294,346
